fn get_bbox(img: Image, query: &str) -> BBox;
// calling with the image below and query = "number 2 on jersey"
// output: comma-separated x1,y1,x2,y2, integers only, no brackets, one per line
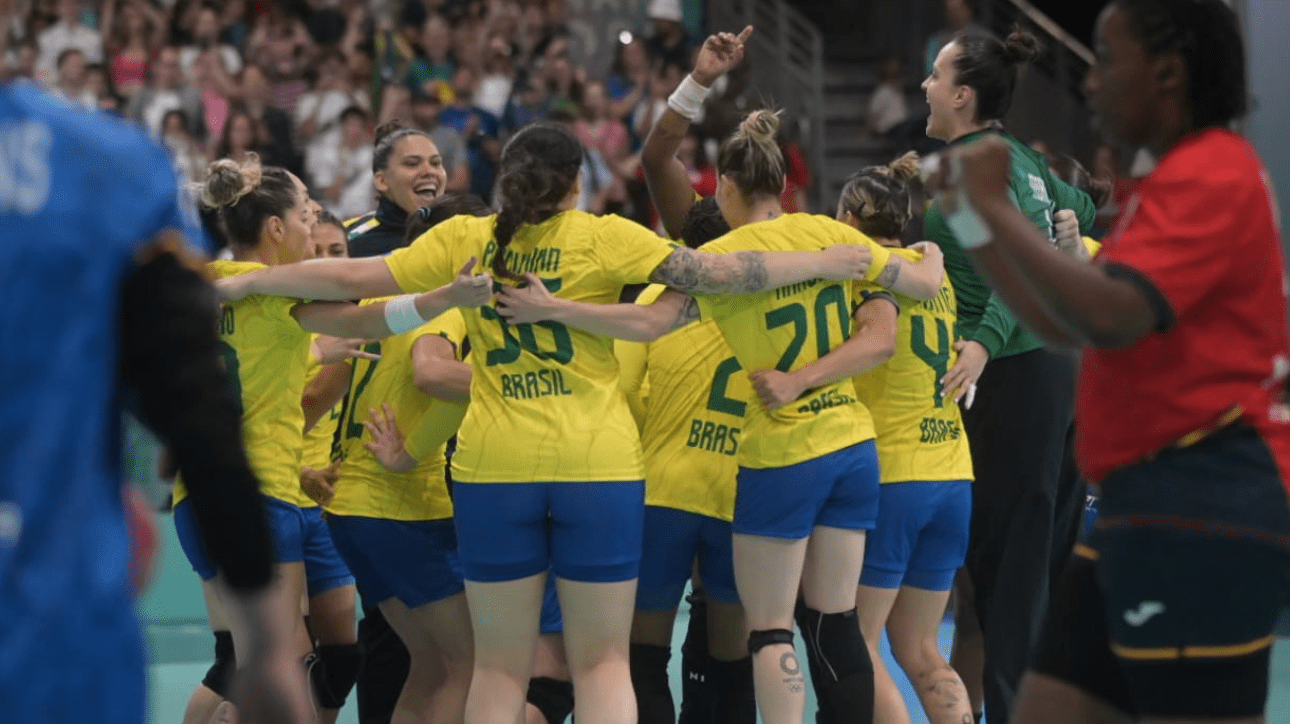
764,284,850,371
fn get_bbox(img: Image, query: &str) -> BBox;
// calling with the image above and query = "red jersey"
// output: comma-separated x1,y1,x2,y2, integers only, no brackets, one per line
1077,129,1290,485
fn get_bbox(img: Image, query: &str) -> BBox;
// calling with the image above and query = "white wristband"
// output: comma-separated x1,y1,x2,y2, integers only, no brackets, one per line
667,74,712,121
383,294,427,335
942,157,993,249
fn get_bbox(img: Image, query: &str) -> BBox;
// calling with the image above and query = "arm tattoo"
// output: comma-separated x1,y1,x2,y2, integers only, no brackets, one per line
874,257,902,289
669,296,700,332
650,247,771,295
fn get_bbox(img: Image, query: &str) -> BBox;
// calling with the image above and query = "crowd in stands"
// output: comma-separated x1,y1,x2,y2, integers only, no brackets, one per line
4,0,814,225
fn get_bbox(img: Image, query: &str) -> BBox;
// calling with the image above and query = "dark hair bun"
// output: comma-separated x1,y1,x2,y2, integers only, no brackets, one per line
1002,29,1041,66
374,118,408,147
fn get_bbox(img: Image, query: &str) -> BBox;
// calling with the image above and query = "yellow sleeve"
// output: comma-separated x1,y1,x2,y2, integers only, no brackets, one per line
1083,236,1102,258
384,215,470,293
403,309,470,462
615,338,648,432
405,399,468,461
855,235,894,284
598,216,681,286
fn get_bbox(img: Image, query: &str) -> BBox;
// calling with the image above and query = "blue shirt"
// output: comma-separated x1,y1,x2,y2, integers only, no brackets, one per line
0,81,205,722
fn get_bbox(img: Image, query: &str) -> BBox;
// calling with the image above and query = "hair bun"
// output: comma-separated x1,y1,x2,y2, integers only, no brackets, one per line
885,151,921,183
1002,29,1041,66
739,109,781,143
374,118,408,147
202,153,263,209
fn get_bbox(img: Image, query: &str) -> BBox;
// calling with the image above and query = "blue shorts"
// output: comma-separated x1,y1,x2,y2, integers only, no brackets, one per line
734,441,881,539
327,515,464,609
452,481,645,583
637,506,739,611
175,497,354,595
173,498,218,582
540,573,563,635
859,480,971,591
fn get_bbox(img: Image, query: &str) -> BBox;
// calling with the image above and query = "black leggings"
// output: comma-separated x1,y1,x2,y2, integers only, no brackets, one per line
960,347,1086,724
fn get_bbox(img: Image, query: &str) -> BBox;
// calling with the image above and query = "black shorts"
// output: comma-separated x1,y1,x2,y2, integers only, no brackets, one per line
1032,423,1290,719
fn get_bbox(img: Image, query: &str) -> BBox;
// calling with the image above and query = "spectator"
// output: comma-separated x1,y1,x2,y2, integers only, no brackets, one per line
211,106,265,165
606,33,652,126
6,37,39,81
476,33,516,119
450,15,483,73
867,55,910,137
645,0,691,69
179,2,242,81
235,62,301,174
53,48,96,108
678,126,717,197
439,65,500,200
549,108,615,214
37,0,103,76
534,27,580,117
408,84,472,194
100,0,167,98
501,75,549,134
924,0,989,75
125,45,205,141
246,9,312,114
574,79,629,212
405,13,455,90
309,105,376,219
160,108,209,184
634,58,684,144
192,46,236,151
296,49,370,175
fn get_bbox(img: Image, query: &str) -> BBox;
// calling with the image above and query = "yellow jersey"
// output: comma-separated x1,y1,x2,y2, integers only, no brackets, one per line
301,341,344,470
620,284,749,522
385,211,676,483
695,214,892,469
175,260,314,507
328,304,465,521
852,248,973,484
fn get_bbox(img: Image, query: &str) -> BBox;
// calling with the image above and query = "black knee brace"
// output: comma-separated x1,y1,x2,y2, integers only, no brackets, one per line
308,643,363,710
747,628,794,656
201,630,236,698
795,605,874,724
630,643,675,724
708,656,755,724
526,676,575,724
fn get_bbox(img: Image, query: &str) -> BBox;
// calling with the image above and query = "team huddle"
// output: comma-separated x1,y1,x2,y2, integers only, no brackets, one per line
8,2,1288,724
169,22,996,724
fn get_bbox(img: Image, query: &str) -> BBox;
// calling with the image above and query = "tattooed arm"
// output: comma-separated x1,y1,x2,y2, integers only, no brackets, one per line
869,241,946,300
497,276,699,342
647,244,876,295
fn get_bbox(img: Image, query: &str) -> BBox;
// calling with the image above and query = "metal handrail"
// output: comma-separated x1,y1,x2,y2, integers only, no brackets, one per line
1003,0,1095,66
708,0,827,212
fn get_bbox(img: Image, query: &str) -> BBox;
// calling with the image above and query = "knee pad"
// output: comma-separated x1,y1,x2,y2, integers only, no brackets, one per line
201,630,236,698
308,643,363,710
708,657,755,724
747,628,794,656
630,643,675,724
526,676,574,724
796,606,874,724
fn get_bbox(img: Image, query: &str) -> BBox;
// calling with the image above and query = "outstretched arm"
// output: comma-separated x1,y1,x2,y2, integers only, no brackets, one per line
498,275,699,342
647,243,874,296
218,255,402,302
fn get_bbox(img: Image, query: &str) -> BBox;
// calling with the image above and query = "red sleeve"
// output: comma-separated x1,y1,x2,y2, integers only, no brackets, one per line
1100,168,1246,321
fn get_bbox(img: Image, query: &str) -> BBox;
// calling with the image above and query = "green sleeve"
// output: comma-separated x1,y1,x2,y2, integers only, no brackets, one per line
969,293,1019,359
1050,174,1098,233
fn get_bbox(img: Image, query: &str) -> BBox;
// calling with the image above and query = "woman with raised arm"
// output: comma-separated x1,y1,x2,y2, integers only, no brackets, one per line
216,60,878,724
